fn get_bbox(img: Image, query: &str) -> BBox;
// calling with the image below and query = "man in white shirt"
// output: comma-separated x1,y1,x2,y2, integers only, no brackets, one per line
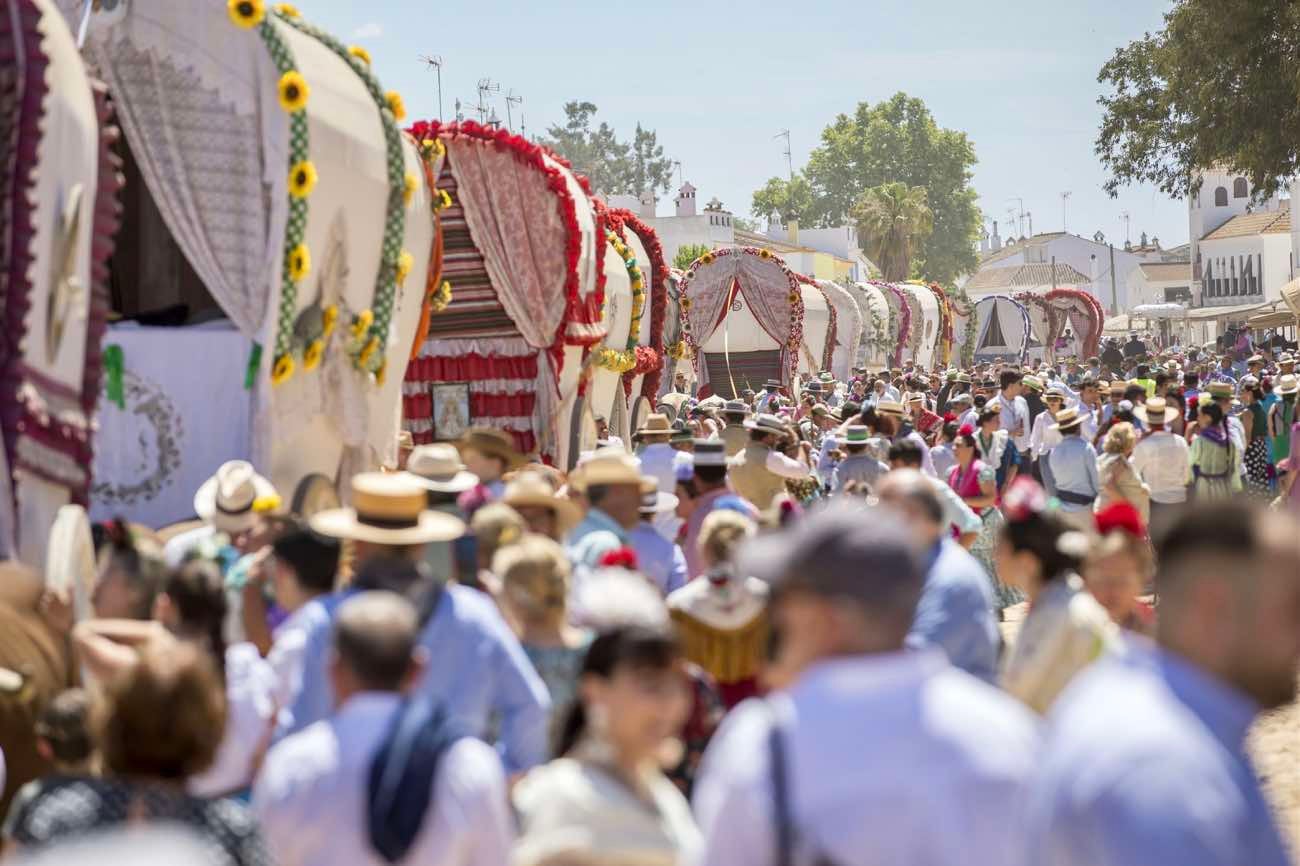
1029,384,1068,471
633,413,679,504
989,370,1031,453
1131,397,1190,534
254,592,512,866
693,505,1040,866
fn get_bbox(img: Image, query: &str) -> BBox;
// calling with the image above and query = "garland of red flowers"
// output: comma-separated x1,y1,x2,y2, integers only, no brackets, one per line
611,209,668,400
1015,291,1061,360
405,119,605,352
1044,287,1104,358
871,281,911,368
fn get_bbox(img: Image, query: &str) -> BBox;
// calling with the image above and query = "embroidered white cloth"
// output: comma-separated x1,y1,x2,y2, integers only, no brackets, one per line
90,323,253,527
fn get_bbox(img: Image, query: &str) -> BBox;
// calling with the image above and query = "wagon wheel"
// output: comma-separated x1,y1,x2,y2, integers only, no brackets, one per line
608,389,630,446
629,396,652,434
291,473,340,519
566,395,598,472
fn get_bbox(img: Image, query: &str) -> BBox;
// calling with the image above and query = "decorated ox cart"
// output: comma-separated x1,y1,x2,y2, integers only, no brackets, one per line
0,0,120,565
973,294,1033,364
608,210,669,431
815,279,863,380
55,1,440,529
1013,288,1103,364
402,120,607,470
895,281,942,371
844,281,892,371
677,247,804,399
793,274,835,381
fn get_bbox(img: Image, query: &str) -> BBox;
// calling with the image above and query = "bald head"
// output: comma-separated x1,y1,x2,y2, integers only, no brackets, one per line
332,591,420,696
877,469,945,545
1156,504,1300,710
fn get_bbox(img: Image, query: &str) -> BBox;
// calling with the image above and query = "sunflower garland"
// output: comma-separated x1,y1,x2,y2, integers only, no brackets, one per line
288,160,317,198
228,0,264,28
273,2,299,17
321,304,339,337
395,250,413,285
277,70,309,113
302,338,324,371
347,45,372,66
403,172,418,206
271,353,294,385
274,8,408,383
287,243,310,281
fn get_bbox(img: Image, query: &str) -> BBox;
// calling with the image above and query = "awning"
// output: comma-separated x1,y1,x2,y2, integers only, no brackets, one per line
1280,277,1300,317
1185,301,1268,321
1246,310,1298,328
1103,314,1129,333
1131,303,1188,319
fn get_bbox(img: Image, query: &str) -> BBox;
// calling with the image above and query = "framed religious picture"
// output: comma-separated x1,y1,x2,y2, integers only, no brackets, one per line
431,382,471,441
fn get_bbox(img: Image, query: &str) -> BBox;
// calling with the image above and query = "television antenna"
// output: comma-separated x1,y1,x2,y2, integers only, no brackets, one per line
475,78,499,123
505,90,522,132
1120,211,1131,245
673,160,684,187
419,55,444,120
1060,191,1072,233
774,129,793,182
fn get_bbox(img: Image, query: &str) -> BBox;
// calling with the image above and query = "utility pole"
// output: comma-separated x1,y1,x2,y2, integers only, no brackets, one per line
1052,255,1058,290
1109,243,1119,316
1120,211,1131,246
505,90,522,132
774,129,793,182
1061,191,1072,233
420,55,444,120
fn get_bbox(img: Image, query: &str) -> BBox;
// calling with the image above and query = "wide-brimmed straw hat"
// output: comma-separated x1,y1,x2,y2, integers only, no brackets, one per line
194,460,280,534
635,413,673,439
1134,397,1179,426
502,473,582,535
638,488,680,515
1207,381,1234,399
722,400,751,416
1050,406,1085,432
311,473,466,545
405,443,479,493
743,413,789,436
1277,373,1299,396
875,399,906,416
456,427,526,470
568,449,657,494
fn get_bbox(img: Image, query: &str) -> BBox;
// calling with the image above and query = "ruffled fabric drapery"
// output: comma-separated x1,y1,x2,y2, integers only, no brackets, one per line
85,4,289,339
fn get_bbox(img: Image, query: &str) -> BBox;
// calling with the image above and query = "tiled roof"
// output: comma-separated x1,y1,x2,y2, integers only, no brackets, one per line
733,229,805,254
964,262,1092,292
980,232,1068,266
1138,262,1192,282
1201,209,1291,241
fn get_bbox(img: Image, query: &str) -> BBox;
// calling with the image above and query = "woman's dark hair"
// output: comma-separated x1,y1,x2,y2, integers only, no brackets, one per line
1002,507,1080,583
973,395,988,410
940,421,959,443
977,406,1001,427
162,560,229,675
858,406,878,432
36,688,92,766
555,624,680,757
99,518,166,620
1242,381,1263,401
955,427,978,449
1198,402,1225,426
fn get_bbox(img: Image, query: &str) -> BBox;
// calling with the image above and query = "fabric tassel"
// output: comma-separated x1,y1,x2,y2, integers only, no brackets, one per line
102,344,125,409
244,343,263,390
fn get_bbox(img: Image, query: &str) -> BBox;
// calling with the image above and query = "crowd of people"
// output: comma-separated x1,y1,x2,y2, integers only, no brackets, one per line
0,337,1298,865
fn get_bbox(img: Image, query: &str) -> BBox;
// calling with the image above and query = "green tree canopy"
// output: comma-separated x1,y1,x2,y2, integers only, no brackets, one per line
750,174,813,224
1096,0,1300,201
673,243,713,271
541,102,675,197
751,93,979,285
853,183,934,282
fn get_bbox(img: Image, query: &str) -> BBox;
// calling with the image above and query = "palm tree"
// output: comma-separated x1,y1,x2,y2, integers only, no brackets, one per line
853,182,934,282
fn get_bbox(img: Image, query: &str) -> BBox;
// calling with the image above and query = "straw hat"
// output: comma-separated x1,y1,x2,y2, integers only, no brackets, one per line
568,449,657,494
1050,406,1085,432
743,413,789,436
875,399,906,416
1277,374,1299,396
311,473,466,545
1278,353,1296,367
948,391,973,406
1134,397,1179,426
194,460,280,534
955,372,972,384
905,392,925,404
1207,381,1234,399
502,473,582,535
638,488,680,515
844,425,870,443
1022,375,1043,392
405,443,479,493
722,400,751,416
1044,384,1068,401
635,413,673,438
456,427,526,470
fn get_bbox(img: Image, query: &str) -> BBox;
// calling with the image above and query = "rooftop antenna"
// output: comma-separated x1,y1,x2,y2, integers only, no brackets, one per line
504,89,522,133
1007,196,1026,237
774,129,793,182
474,78,499,123
1060,190,1072,233
420,55,444,120
1120,211,1131,244
673,160,684,187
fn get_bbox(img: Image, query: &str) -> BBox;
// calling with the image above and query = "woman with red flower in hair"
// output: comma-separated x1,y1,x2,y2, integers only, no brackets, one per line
1083,502,1156,636
948,423,1021,612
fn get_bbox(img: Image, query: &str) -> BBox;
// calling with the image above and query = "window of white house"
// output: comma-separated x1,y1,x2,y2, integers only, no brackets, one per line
1233,177,1248,198
1214,187,1229,206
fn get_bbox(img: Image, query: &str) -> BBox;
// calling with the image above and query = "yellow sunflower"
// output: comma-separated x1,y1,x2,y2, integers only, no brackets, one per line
358,336,380,366
403,172,419,206
273,2,299,17
287,243,311,281
347,45,372,66
271,353,294,385
228,0,264,28
395,250,414,284
350,309,374,339
437,189,453,210
680,297,693,311
277,70,309,113
374,359,388,386
252,494,283,513
430,281,453,313
385,91,407,122
321,304,339,337
288,160,317,198
302,338,324,371
787,292,799,304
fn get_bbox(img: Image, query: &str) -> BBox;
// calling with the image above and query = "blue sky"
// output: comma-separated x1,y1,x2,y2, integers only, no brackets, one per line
305,0,1188,250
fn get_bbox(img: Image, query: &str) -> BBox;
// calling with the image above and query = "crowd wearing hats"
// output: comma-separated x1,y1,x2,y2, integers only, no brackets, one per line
2,343,1300,866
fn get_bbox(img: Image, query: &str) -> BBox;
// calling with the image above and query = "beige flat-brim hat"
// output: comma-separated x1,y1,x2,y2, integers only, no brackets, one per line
1134,397,1179,426
310,473,465,545
503,475,583,535
194,460,279,535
